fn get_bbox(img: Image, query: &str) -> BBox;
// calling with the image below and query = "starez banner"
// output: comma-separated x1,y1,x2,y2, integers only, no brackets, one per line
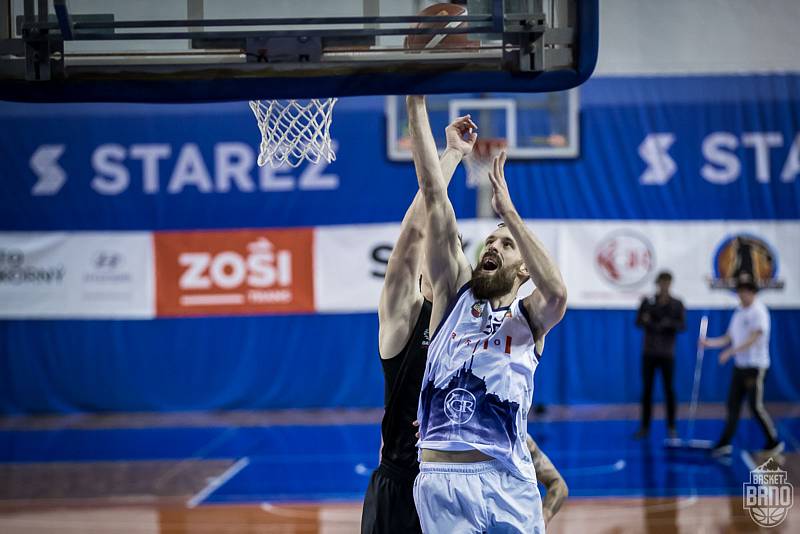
154,228,315,317
0,232,154,318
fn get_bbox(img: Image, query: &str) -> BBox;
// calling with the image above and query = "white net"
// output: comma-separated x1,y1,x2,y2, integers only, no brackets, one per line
463,139,507,188
250,98,338,168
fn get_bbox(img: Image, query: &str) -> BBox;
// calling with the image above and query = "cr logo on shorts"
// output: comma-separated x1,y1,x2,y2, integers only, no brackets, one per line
444,388,477,424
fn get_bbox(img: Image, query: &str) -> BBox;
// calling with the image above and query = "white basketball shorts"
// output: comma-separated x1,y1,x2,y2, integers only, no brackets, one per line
412,459,545,534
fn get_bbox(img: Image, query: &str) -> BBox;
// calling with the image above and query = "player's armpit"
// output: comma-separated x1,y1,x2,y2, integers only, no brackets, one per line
523,288,567,341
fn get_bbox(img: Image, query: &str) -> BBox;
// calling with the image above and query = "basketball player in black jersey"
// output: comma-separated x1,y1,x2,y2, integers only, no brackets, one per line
360,115,568,534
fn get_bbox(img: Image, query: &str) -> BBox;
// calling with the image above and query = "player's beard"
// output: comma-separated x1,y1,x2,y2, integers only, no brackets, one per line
471,262,519,300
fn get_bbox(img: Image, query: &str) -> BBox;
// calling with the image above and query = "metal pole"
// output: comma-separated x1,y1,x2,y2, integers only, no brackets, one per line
364,0,379,33
0,0,9,38
477,180,494,218
554,0,570,29
24,0,34,25
188,0,203,51
687,315,709,441
54,1,74,40
188,0,204,21
477,104,494,219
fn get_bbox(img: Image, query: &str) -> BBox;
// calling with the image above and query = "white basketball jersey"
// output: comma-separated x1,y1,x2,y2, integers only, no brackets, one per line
417,283,539,482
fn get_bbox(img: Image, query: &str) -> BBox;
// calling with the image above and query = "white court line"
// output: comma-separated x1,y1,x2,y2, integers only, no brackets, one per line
186,457,250,509
561,459,626,477
154,427,239,487
261,502,319,518
740,450,757,471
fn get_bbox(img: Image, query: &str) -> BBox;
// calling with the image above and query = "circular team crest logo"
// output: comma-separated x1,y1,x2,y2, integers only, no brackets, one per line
709,233,784,291
743,458,793,528
595,230,655,287
444,388,476,424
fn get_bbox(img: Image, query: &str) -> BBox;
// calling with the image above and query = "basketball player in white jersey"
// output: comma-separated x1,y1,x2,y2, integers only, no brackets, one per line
364,113,569,533
407,95,568,533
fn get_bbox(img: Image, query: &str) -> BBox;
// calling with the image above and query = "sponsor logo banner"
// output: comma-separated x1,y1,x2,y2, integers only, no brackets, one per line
0,232,154,318
314,220,798,312
2,219,797,318
155,228,314,317
559,221,798,309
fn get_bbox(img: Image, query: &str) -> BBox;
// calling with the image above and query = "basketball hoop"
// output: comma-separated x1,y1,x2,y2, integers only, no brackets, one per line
250,98,338,168
463,138,507,188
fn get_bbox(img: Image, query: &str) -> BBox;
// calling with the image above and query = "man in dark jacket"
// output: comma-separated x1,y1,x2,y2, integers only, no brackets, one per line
634,271,686,439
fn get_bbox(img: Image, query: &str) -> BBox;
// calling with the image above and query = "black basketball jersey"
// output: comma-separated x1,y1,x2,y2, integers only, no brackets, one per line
379,299,432,474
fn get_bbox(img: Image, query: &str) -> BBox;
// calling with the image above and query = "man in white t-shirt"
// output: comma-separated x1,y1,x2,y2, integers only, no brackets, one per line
700,274,783,456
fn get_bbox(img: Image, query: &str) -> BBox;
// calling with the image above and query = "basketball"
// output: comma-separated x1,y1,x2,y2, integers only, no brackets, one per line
404,3,478,50
750,506,789,527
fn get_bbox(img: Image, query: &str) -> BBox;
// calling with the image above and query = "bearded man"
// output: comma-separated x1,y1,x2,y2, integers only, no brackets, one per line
408,94,568,534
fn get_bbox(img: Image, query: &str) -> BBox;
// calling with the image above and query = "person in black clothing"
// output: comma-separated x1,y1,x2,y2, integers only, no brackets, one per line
360,115,475,534
633,271,686,439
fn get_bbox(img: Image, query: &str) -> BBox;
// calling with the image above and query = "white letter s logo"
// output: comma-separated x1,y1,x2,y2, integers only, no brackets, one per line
638,134,676,185
30,145,67,196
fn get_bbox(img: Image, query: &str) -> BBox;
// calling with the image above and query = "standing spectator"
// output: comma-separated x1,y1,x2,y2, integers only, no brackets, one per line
634,271,686,439
701,274,784,456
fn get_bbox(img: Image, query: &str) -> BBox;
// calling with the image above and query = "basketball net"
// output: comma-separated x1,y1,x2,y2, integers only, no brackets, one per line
250,98,338,168
463,138,507,188
464,139,507,188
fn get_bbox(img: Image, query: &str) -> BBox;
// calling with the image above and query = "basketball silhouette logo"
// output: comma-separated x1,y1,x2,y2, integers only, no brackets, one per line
750,505,787,527
709,233,785,290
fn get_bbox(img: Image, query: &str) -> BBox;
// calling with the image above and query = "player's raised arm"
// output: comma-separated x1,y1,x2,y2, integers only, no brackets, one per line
378,116,476,357
487,152,567,339
406,95,473,331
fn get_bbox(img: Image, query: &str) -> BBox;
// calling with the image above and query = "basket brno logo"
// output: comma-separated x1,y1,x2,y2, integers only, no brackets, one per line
743,458,793,528
154,228,314,316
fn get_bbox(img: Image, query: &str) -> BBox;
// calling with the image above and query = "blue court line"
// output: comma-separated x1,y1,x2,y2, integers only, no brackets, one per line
777,420,800,450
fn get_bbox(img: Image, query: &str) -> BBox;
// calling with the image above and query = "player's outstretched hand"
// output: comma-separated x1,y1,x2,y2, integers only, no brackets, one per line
445,114,478,156
487,151,516,217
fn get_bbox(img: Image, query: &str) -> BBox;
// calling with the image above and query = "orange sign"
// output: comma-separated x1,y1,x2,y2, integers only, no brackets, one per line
155,228,314,316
